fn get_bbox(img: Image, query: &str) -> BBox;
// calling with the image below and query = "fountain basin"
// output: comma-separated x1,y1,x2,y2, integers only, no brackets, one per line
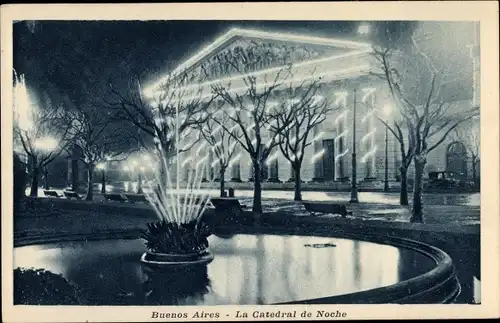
13,230,461,305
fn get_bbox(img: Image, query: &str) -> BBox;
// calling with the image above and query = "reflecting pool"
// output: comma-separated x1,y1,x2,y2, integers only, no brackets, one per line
15,234,439,305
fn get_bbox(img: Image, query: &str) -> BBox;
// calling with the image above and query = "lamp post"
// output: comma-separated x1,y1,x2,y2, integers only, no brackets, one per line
350,89,359,203
33,136,58,194
383,104,393,192
96,162,106,194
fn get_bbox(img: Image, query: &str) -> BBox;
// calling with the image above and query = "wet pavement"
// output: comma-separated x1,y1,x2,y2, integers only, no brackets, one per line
27,187,480,225
30,187,480,206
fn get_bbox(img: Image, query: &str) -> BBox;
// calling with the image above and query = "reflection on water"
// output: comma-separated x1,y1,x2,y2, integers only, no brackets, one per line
15,234,451,305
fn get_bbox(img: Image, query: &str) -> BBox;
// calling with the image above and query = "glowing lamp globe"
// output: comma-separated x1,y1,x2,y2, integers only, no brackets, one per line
357,24,370,35
383,104,393,117
33,137,57,151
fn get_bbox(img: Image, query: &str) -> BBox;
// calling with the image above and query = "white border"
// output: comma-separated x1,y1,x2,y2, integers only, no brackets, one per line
1,2,499,322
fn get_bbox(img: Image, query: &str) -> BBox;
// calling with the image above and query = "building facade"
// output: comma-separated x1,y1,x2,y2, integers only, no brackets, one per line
144,25,480,188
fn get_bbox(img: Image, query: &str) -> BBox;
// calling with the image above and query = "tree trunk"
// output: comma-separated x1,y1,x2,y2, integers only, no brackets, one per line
472,159,478,190
400,167,409,206
29,166,39,197
85,164,94,201
252,161,262,214
293,164,302,201
101,171,106,194
219,167,226,197
44,167,49,190
411,157,426,223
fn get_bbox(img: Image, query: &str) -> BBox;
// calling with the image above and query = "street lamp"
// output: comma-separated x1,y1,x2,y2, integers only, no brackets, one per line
96,162,107,194
357,23,370,35
33,137,58,151
350,89,359,203
383,104,393,192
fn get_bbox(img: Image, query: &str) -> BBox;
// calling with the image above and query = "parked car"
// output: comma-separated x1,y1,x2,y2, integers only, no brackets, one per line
425,171,474,191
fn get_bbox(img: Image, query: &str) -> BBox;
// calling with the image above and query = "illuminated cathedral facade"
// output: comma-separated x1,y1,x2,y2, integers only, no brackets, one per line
143,24,479,188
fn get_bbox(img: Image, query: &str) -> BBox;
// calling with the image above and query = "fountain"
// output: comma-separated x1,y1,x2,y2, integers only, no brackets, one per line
14,231,467,305
133,81,219,267
138,139,214,266
13,74,467,306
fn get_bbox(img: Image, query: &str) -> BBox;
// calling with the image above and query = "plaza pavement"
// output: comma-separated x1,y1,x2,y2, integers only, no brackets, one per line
14,189,480,242
28,187,480,224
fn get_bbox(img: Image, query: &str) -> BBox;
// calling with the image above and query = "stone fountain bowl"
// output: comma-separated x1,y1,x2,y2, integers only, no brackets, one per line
140,249,214,267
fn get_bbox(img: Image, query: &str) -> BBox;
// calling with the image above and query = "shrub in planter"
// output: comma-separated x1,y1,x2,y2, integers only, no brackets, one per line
140,219,213,255
14,268,84,305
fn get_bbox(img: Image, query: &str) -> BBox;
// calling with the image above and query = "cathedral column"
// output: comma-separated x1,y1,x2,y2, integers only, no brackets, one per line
285,128,298,183
183,165,190,183
206,151,215,181
265,128,280,182
248,160,255,182
201,153,209,182
182,153,192,183
310,126,324,182
230,163,242,182
287,166,304,183
230,148,242,182
287,166,295,183
361,88,377,181
334,109,348,181
212,154,221,182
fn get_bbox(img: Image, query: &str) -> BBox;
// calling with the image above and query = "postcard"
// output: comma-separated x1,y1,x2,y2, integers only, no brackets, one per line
1,2,499,322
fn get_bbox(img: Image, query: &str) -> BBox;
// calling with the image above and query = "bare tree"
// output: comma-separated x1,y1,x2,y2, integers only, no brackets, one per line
69,106,138,200
453,119,480,189
206,49,296,213
196,107,240,197
13,73,76,197
104,70,214,166
372,35,479,222
368,22,421,206
368,78,414,205
274,79,335,201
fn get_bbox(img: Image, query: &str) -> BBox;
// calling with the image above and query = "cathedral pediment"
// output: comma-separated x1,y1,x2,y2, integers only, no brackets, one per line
173,28,372,81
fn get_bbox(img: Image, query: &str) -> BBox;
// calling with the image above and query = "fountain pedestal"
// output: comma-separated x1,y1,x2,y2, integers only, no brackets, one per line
140,249,214,267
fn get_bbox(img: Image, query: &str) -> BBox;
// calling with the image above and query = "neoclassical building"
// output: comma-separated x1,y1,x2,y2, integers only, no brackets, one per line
19,23,479,192
144,23,480,187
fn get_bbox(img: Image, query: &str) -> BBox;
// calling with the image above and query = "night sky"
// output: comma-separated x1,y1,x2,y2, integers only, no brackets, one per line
13,20,418,111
